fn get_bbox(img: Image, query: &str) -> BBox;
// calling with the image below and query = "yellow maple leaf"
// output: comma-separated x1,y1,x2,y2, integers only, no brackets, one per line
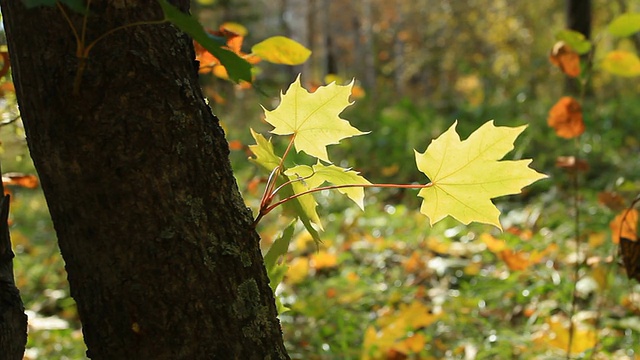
533,316,597,355
263,75,368,163
415,120,547,229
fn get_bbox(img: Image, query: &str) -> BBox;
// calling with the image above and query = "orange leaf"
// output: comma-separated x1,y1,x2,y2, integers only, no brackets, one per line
228,140,243,151
550,42,581,78
610,208,638,244
499,250,530,271
0,52,10,78
2,173,39,189
547,96,585,139
481,233,506,253
402,250,423,272
499,245,556,271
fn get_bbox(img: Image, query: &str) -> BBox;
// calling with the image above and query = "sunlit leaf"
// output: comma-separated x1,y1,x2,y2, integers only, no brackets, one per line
248,130,323,238
415,121,547,229
601,50,640,77
286,173,323,231
608,13,640,37
252,36,311,65
248,129,281,171
284,163,370,210
263,74,367,163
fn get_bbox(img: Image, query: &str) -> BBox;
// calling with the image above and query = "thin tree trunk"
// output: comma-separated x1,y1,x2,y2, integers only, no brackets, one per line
0,163,27,360
1,1,288,358
566,0,591,94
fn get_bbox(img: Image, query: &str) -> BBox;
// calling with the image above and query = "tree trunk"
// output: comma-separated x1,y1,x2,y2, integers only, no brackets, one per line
1,1,289,359
566,0,591,94
0,164,28,359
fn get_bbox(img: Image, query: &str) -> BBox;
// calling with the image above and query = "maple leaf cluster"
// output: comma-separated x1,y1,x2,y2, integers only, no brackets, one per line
250,75,546,233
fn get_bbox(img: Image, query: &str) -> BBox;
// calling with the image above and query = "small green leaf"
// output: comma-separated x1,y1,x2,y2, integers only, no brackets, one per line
608,13,640,37
287,173,323,231
556,30,592,55
264,220,295,273
265,223,292,315
248,129,281,171
601,50,640,77
157,0,251,83
284,164,370,210
310,164,370,209
252,36,311,65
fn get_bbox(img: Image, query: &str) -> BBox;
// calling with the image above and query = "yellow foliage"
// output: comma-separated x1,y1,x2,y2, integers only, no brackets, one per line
311,251,338,270
285,257,309,284
532,316,597,355
361,301,439,359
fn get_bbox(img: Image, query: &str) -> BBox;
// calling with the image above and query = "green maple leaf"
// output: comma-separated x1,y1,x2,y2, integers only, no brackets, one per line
285,163,370,210
415,120,547,229
263,74,367,163
248,129,323,240
248,129,281,171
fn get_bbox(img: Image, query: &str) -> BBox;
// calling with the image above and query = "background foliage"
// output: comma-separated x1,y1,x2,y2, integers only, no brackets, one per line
2,0,640,358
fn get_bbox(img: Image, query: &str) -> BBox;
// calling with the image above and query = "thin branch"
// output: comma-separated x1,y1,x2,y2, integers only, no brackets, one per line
258,182,432,220
56,2,82,57
83,19,169,58
80,0,92,53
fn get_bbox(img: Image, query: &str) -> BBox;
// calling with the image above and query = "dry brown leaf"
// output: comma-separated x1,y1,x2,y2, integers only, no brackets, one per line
610,208,638,244
550,41,581,78
547,96,585,139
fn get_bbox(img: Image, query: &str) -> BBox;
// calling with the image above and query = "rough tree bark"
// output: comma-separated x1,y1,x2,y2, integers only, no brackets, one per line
1,1,289,359
0,163,28,359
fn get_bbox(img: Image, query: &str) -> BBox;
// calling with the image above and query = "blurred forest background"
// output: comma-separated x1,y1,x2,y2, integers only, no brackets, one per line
3,0,640,359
